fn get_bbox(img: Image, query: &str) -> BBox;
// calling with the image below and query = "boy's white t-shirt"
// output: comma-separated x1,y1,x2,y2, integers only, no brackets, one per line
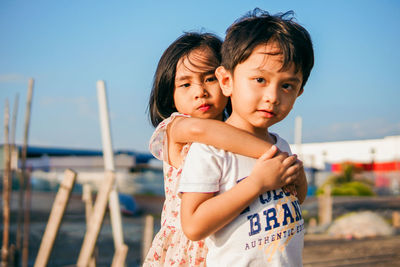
179,133,304,267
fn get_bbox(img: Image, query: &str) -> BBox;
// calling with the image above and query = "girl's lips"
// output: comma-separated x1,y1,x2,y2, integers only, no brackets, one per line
198,104,211,112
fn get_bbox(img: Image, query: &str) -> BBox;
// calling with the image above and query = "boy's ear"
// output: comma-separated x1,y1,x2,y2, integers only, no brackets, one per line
297,87,304,97
215,66,233,97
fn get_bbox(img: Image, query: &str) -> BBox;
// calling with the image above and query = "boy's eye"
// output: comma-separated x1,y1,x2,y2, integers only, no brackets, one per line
282,83,294,90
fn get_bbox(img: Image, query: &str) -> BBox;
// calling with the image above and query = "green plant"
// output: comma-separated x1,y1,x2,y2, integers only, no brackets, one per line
316,163,375,196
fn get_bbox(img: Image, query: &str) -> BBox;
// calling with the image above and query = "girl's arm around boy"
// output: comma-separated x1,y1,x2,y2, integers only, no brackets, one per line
180,145,302,241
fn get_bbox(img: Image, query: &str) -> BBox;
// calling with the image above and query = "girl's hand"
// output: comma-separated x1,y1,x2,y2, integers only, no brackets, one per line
249,146,300,194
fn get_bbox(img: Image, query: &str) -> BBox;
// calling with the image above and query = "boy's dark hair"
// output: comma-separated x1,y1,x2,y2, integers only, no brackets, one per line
148,32,224,127
221,8,314,89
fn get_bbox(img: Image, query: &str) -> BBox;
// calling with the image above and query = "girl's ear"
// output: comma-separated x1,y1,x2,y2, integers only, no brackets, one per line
215,66,233,97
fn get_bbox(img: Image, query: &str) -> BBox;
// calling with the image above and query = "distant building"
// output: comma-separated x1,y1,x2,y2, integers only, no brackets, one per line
290,135,400,171
290,135,400,195
0,145,154,172
0,145,162,195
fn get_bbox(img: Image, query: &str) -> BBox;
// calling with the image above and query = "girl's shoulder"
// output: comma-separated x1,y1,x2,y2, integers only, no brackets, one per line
149,112,190,161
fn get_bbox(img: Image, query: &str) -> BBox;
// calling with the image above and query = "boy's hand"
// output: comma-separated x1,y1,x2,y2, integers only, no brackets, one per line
249,146,301,194
282,157,303,185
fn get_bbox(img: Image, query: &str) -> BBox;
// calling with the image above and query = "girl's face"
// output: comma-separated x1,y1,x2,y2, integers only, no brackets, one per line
173,47,228,120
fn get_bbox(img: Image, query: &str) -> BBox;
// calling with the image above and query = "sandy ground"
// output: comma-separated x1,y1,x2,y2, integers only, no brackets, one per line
1,191,400,266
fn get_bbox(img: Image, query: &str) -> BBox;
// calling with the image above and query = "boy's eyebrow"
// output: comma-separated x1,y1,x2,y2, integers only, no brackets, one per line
283,77,301,83
252,68,301,83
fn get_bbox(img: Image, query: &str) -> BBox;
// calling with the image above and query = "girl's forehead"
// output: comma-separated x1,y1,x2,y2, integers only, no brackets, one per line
177,47,217,75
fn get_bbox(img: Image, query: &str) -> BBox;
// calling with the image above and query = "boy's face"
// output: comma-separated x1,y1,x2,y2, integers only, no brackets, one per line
217,42,303,137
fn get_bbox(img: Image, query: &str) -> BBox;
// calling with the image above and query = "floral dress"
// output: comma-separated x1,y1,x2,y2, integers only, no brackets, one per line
143,113,207,267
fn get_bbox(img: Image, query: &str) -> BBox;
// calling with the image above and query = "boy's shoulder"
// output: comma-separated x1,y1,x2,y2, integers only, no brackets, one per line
270,132,292,154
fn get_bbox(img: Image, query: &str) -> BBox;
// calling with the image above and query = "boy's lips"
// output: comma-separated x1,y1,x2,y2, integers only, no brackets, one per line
258,109,276,118
198,104,211,112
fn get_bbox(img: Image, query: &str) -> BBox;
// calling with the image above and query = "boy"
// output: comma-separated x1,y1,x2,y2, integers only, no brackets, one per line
179,9,313,266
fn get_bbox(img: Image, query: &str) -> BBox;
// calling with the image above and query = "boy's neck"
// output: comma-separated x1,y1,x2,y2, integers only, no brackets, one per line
225,115,274,143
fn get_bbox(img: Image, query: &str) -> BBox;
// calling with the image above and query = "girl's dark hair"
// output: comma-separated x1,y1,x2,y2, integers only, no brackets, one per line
148,32,223,127
222,9,314,89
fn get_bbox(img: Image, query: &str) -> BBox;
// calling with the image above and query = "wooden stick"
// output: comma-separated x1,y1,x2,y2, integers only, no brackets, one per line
10,93,19,171
16,78,34,251
82,184,96,267
11,93,19,147
83,184,94,225
34,169,77,267
318,185,332,225
2,100,11,267
111,244,128,267
142,215,154,262
97,80,124,250
77,171,116,267
22,172,32,267
393,211,400,228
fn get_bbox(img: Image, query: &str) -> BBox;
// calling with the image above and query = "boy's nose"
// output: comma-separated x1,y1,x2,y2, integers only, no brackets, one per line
263,86,280,104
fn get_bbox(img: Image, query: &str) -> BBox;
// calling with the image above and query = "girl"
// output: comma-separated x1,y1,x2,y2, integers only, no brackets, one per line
143,32,303,266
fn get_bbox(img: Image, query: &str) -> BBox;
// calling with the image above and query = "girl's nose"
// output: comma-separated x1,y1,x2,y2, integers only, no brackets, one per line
194,84,208,99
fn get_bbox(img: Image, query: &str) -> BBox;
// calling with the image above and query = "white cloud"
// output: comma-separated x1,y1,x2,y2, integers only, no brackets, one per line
305,119,400,142
0,73,27,83
39,96,97,119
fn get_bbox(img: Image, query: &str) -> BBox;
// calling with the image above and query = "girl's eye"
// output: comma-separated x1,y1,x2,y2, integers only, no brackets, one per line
205,76,217,83
255,77,265,84
180,83,190,88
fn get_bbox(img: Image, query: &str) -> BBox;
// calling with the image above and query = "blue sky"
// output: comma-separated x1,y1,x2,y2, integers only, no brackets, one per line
1,0,399,153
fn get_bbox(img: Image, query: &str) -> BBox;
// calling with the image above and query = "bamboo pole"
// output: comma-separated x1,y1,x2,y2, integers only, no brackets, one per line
142,215,154,262
77,171,116,267
96,80,124,250
34,169,77,267
1,100,11,267
16,78,34,252
111,244,128,267
82,184,96,267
